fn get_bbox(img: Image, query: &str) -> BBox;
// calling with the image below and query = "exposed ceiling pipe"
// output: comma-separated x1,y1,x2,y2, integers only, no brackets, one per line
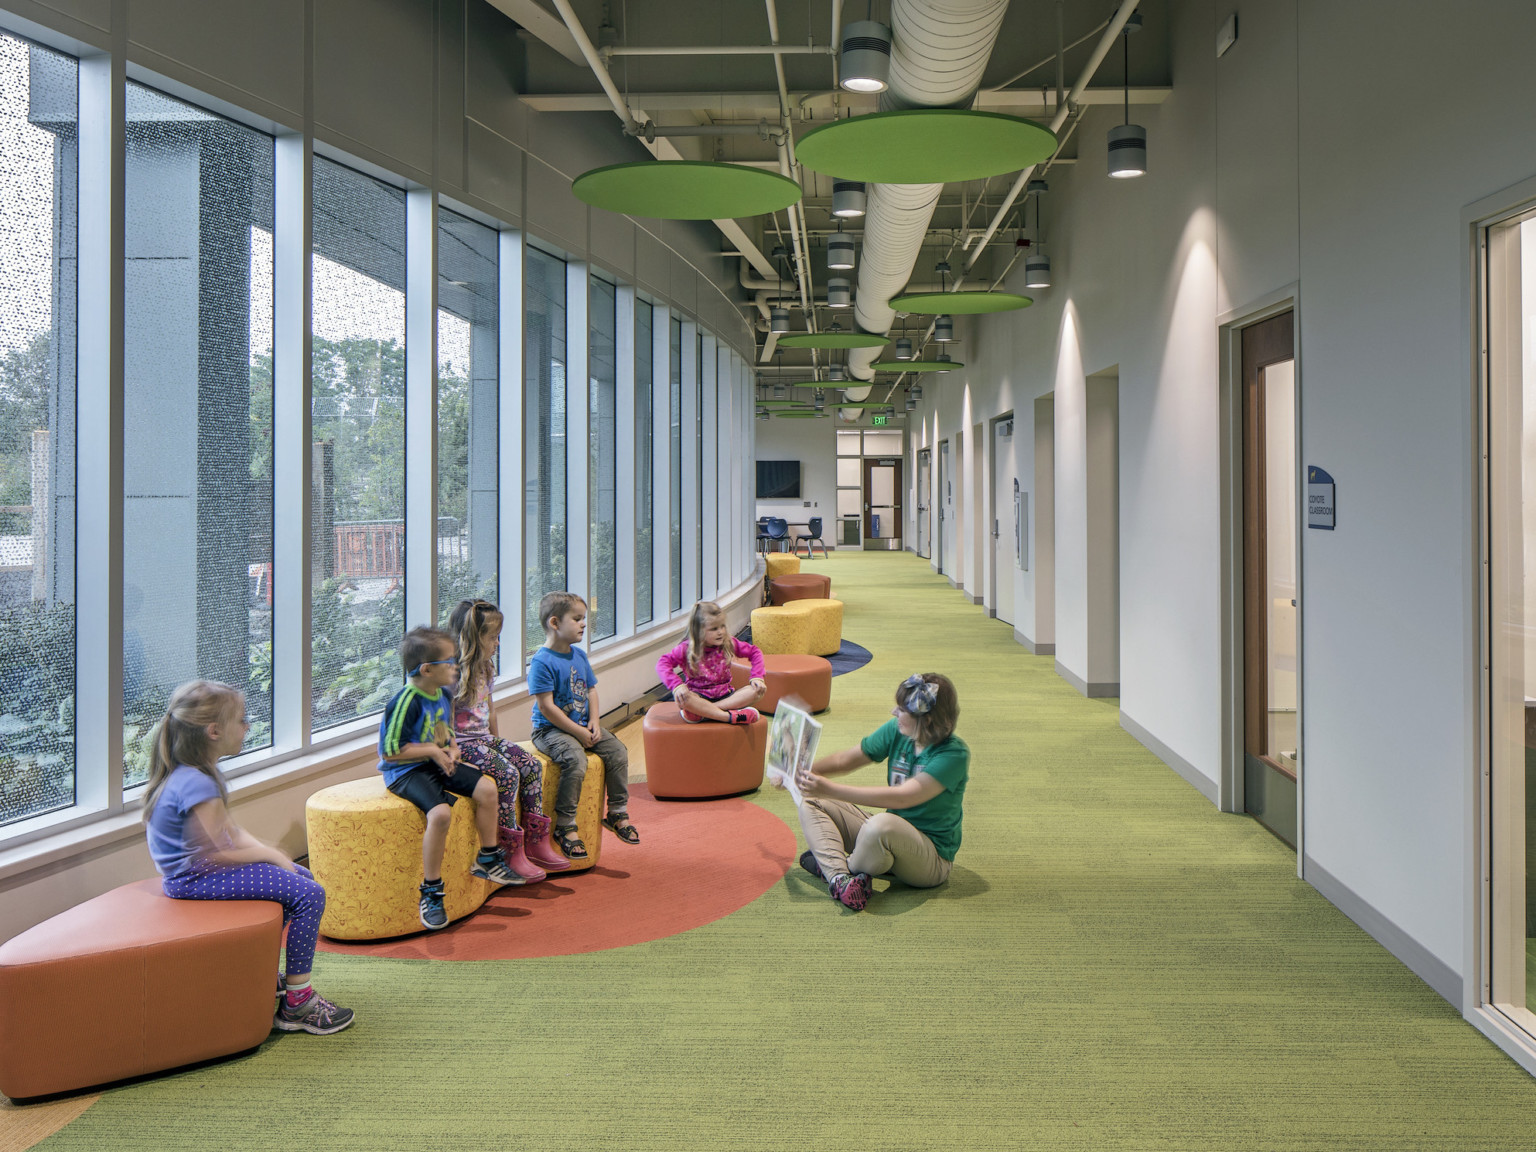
847,0,1010,381
766,0,819,361
548,0,640,133
602,44,834,58
960,0,1141,279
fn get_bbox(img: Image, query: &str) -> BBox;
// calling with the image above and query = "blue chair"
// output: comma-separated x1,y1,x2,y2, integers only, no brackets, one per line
794,516,828,559
767,518,789,552
755,518,775,554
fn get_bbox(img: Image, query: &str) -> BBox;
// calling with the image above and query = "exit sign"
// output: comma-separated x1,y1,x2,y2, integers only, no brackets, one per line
870,414,888,426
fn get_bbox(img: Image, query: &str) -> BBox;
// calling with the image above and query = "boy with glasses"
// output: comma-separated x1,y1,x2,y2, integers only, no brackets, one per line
379,626,520,930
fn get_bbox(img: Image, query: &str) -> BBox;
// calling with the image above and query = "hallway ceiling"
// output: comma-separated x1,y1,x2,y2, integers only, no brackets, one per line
492,0,1171,390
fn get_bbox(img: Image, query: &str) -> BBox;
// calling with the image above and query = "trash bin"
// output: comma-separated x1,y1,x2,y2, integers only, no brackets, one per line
840,515,861,546
871,513,881,538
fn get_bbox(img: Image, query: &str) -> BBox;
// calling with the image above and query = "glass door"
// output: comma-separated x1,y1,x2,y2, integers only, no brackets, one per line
1242,311,1299,846
863,457,903,550
916,448,932,558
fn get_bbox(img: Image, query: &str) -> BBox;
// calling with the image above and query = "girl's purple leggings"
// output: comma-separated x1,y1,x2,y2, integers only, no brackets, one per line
163,861,325,978
458,736,544,830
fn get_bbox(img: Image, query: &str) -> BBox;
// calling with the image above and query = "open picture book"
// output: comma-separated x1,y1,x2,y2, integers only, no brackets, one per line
765,699,822,806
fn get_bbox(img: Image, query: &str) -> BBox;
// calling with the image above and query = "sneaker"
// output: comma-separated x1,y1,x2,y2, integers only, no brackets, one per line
680,708,705,723
798,851,825,882
729,707,761,725
470,849,521,887
420,882,448,930
274,989,356,1035
829,872,872,912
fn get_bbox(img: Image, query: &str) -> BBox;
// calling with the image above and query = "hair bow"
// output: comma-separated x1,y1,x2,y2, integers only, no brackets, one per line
900,674,939,715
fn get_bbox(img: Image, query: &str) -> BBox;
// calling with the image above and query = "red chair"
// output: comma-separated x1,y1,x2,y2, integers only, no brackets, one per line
643,703,767,798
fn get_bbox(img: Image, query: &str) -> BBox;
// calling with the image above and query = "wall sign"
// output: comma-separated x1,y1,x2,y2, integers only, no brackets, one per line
870,414,888,426
1307,466,1335,530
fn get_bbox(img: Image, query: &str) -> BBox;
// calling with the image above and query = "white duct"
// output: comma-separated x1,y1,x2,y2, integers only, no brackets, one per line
848,0,1010,380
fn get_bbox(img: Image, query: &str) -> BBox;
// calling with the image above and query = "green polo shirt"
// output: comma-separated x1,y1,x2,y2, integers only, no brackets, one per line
859,720,969,861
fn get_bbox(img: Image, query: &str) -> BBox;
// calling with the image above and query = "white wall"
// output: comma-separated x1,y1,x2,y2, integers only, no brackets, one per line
753,413,835,531
907,0,1536,1002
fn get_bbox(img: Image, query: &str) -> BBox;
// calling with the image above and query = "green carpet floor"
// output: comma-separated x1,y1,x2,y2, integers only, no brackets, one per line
36,552,1536,1149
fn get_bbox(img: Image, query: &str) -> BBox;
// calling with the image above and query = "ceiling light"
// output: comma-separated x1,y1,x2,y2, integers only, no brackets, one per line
1107,23,1147,178
911,383,922,401
1024,251,1051,289
905,394,916,411
933,315,955,343
770,306,790,334
827,232,856,271
756,406,769,420
832,180,867,218
839,20,891,94
814,390,825,412
895,337,913,360
828,364,847,382
935,352,954,372
773,382,785,399
827,277,852,309
1026,178,1049,195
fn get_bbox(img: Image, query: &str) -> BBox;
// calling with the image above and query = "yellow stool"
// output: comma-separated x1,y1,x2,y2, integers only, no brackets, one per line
750,604,815,655
306,746,604,940
765,553,801,581
797,598,844,657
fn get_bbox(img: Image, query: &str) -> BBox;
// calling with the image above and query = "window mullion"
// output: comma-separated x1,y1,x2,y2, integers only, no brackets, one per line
75,49,124,812
680,320,698,610
404,188,438,628
498,229,524,673
271,132,311,753
614,285,636,638
566,261,590,618
652,305,671,626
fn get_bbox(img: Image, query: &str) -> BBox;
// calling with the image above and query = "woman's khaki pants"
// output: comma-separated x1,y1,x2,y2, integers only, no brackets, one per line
798,799,952,887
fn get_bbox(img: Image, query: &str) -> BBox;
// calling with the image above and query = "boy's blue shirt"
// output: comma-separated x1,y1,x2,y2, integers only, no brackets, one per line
528,644,596,730
377,682,454,785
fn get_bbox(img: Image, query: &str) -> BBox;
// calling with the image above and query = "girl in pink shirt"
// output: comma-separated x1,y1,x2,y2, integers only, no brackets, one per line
657,601,766,724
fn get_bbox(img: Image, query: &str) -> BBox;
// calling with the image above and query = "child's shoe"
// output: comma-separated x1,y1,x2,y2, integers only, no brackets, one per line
829,872,871,911
728,707,761,725
499,826,547,883
680,708,705,723
601,813,641,844
274,987,355,1035
471,846,523,886
798,850,825,881
420,879,448,930
523,811,571,871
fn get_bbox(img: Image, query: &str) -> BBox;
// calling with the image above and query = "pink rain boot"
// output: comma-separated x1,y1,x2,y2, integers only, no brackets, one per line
498,826,547,883
523,811,572,872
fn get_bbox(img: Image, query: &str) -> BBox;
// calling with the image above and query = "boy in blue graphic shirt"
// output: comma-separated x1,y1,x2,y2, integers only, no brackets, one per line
529,591,639,861
378,626,521,930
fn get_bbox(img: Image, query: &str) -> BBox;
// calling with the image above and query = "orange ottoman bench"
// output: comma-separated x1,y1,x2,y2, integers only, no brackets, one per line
643,702,768,798
769,572,832,604
0,878,282,1099
732,654,833,714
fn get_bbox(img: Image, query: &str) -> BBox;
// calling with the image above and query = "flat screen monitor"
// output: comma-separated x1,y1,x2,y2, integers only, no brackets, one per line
756,460,800,499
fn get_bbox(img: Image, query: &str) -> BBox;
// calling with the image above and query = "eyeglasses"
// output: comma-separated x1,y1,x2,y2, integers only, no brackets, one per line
410,658,459,676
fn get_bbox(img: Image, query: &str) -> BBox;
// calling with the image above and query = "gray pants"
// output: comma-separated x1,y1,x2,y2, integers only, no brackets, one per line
532,726,630,826
799,798,952,888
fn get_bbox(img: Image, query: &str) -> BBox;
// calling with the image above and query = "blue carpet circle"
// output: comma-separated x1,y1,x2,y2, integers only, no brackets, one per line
738,628,872,677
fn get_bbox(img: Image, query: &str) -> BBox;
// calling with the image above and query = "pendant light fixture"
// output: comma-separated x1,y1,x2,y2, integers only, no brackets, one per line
814,389,826,412
770,243,791,332
911,382,923,401
839,17,891,94
828,364,848,383
895,336,913,360
831,180,867,218
1023,182,1051,289
1108,15,1147,178
827,232,856,271
934,315,955,343
827,277,852,309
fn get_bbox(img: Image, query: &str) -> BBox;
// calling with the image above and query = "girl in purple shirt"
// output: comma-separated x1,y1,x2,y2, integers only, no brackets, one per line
144,680,353,1035
657,601,766,724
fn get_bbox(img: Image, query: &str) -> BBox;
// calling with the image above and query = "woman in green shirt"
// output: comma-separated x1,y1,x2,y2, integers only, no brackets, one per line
794,673,969,911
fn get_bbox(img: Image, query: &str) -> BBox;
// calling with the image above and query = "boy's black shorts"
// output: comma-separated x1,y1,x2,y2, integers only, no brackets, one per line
387,762,486,813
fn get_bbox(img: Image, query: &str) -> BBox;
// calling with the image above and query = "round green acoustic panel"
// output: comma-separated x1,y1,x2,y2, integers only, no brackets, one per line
869,360,964,372
776,332,888,350
775,411,828,418
757,400,813,409
889,291,1032,314
795,109,1057,184
572,161,801,220
828,400,893,409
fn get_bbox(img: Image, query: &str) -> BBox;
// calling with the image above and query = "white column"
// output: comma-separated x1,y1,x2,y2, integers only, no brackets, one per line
614,284,637,637
680,321,699,610
566,261,590,627
497,229,525,673
651,305,671,624
700,333,718,599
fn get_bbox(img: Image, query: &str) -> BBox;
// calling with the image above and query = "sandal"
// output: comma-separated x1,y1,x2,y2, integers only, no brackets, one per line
602,814,641,845
554,825,588,860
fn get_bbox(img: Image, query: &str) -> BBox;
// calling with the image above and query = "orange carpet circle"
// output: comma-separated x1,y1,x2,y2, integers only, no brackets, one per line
316,783,798,961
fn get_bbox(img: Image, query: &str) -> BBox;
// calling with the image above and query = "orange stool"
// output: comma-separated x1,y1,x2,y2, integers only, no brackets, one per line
769,573,832,604
643,702,768,798
732,654,833,714
0,878,282,1099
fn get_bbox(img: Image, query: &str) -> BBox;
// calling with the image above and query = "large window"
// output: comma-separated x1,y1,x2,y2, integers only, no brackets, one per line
525,247,566,653
0,35,76,824
696,330,706,599
436,207,498,627
121,82,275,784
669,315,682,613
309,156,406,731
634,299,654,625
588,276,617,641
